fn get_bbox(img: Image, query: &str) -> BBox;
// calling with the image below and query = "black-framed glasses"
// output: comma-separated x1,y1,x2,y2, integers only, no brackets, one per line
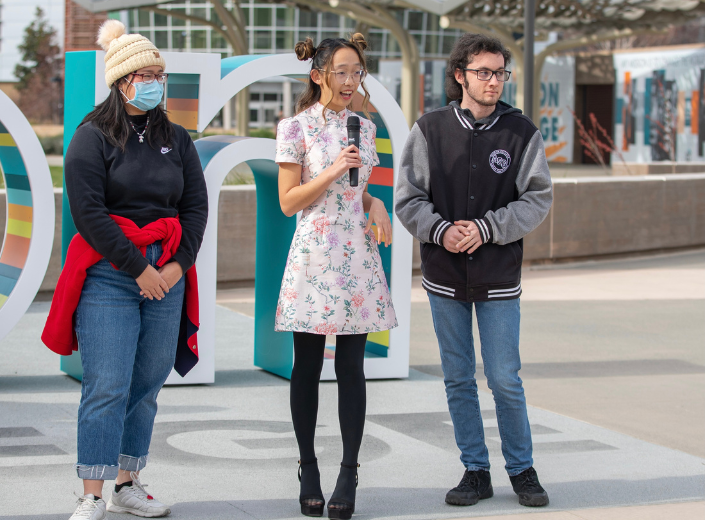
319,69,367,84
462,68,511,82
128,72,169,84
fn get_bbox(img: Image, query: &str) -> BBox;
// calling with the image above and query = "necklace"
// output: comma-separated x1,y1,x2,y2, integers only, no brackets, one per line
129,117,150,144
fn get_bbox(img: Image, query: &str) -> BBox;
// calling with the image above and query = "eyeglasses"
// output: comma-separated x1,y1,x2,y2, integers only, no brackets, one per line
128,73,169,84
462,68,511,82
320,70,367,84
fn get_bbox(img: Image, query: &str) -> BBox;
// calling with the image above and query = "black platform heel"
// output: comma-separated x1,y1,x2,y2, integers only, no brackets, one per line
327,463,359,520
299,459,325,517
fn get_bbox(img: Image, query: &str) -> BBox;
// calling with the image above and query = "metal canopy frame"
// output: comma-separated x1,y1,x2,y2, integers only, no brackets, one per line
72,0,705,124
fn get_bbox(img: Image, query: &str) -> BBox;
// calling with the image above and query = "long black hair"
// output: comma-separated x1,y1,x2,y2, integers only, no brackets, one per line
81,76,174,152
294,33,371,120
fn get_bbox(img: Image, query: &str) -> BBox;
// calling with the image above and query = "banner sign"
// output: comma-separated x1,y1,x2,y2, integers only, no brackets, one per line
614,46,705,163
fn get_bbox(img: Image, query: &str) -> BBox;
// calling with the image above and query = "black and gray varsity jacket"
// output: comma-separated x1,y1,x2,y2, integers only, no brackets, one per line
395,100,553,302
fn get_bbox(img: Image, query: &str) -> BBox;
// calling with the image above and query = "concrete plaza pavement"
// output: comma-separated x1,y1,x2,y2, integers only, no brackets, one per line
0,250,703,519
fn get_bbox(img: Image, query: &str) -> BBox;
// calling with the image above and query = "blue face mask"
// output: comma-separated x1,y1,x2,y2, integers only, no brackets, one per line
121,80,164,111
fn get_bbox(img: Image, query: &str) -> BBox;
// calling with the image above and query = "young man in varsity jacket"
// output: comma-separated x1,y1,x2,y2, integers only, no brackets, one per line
395,34,553,508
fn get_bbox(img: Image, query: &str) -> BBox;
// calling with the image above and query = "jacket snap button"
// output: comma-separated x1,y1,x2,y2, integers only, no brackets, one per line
473,132,478,137
472,164,477,169
470,196,475,200
468,256,473,260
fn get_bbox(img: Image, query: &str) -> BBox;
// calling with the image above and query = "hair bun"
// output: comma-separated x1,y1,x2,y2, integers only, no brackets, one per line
295,37,316,61
350,33,368,51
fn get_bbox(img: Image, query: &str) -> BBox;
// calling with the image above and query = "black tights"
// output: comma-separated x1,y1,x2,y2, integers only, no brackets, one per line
290,332,367,466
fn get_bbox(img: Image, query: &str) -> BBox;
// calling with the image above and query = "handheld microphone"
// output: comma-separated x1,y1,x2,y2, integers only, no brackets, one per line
347,116,361,187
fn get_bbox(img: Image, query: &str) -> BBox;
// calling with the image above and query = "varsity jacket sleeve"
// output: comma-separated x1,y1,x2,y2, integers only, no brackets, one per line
394,123,452,245
484,130,553,245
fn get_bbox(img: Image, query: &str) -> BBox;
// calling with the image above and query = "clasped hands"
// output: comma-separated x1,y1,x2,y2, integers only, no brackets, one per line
442,220,483,254
135,262,183,300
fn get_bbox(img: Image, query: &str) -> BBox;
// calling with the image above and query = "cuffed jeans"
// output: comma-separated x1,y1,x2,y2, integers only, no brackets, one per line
428,294,533,476
74,243,185,480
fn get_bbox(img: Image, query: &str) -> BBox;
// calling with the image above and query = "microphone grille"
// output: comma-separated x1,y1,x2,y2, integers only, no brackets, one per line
347,115,360,127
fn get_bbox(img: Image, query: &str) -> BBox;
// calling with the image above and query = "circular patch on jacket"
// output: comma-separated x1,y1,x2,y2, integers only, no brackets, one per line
489,149,511,174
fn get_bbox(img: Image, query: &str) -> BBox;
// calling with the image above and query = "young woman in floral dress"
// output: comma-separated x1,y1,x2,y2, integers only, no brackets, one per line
275,34,397,519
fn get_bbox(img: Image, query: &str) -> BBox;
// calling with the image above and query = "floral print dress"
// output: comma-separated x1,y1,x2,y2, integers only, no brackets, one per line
274,102,397,335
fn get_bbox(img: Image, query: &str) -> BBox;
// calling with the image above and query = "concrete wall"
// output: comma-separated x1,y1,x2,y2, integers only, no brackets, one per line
1,175,703,292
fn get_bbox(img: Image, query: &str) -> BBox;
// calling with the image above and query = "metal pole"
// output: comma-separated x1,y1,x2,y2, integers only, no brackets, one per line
523,0,535,119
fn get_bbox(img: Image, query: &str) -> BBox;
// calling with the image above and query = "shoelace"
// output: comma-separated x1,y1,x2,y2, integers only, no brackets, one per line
72,493,100,518
457,471,481,491
126,471,153,501
514,468,542,492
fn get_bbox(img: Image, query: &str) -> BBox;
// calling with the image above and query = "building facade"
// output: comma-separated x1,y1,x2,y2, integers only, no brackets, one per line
121,1,462,129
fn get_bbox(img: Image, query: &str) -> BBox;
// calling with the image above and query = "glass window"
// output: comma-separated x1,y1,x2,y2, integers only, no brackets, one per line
241,7,250,25
426,13,440,31
154,13,167,27
211,10,222,27
387,37,400,55
170,8,186,27
412,32,423,49
407,11,424,31
424,33,439,55
190,8,207,22
264,109,276,123
138,30,153,41
322,12,339,28
264,93,278,101
275,30,294,51
442,33,458,54
173,30,188,50
250,92,260,101
254,30,272,50
250,109,259,122
276,7,295,27
344,18,356,29
191,30,207,49
254,7,272,26
211,31,226,50
137,10,150,27
299,10,318,28
154,30,168,49
369,32,383,53
321,31,340,41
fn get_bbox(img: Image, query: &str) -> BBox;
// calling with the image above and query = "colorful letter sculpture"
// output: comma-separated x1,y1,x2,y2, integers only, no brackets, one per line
59,51,411,384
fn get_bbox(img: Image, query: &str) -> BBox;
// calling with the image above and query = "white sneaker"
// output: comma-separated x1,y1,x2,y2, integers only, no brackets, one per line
70,494,106,520
106,472,171,517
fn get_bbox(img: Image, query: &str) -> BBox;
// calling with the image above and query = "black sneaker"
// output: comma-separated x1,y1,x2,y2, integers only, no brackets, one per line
509,467,549,507
445,469,493,506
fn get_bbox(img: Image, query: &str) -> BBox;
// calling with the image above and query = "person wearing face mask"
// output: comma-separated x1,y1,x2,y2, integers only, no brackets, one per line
275,35,396,519
42,20,207,520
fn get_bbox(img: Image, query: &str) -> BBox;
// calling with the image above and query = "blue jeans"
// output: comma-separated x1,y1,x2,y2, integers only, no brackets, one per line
74,243,185,480
427,294,532,476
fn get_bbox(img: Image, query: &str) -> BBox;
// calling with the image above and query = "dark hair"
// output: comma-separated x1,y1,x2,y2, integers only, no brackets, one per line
80,76,174,152
445,33,512,101
294,33,371,120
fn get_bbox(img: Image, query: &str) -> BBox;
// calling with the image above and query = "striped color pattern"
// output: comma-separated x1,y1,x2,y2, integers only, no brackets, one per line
166,73,200,132
0,120,32,309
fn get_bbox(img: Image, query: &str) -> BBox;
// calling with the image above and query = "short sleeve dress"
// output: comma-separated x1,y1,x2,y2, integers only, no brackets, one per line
274,102,397,335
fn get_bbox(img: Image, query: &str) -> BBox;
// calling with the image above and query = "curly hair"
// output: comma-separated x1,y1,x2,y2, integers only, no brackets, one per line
445,33,512,101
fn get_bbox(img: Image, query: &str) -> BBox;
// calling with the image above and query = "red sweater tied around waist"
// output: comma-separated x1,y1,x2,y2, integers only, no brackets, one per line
42,215,200,377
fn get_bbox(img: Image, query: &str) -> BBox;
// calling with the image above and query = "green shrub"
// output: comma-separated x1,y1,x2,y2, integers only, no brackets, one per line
248,128,275,139
39,134,64,155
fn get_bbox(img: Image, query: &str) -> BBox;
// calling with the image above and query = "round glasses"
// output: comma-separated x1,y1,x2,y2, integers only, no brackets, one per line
462,68,511,82
321,70,367,84
129,73,169,84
